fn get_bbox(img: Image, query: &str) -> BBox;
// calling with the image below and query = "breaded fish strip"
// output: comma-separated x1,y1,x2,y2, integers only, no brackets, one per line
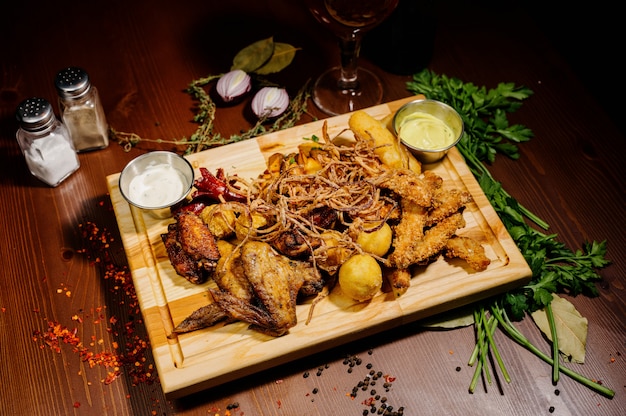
375,168,434,207
389,211,466,269
383,265,412,298
443,235,491,271
422,169,444,190
390,198,428,264
427,188,473,226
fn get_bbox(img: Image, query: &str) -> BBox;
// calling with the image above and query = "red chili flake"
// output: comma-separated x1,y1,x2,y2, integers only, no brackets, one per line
31,220,159,387
73,402,80,408
276,400,282,408
1,307,6,313
362,397,376,406
384,374,396,383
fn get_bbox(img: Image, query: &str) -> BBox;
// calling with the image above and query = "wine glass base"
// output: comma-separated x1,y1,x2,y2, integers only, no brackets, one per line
311,66,384,116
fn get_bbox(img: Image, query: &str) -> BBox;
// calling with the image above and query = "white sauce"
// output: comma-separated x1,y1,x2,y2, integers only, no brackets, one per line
128,164,187,207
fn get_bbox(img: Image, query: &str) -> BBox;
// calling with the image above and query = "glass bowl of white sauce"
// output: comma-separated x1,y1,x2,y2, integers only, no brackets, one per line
118,151,194,217
392,99,464,164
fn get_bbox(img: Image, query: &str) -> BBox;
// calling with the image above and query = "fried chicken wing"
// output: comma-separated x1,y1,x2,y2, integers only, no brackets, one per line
177,211,220,262
176,210,220,275
213,240,254,302
209,241,323,336
172,302,232,334
161,223,205,284
161,210,221,284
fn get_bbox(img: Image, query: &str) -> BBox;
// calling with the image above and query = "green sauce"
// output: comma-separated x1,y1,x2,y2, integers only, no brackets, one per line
398,112,455,150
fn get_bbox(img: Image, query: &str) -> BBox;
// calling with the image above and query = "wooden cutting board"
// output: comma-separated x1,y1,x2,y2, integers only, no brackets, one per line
106,95,531,398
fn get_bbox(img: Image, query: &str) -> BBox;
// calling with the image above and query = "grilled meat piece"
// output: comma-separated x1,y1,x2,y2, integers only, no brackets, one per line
271,207,335,258
271,229,321,258
309,206,337,229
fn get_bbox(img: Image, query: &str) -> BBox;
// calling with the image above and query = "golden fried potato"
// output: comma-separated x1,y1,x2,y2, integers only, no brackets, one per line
348,110,421,174
380,113,395,132
234,211,269,240
200,204,236,239
356,222,393,257
338,253,382,301
266,152,283,176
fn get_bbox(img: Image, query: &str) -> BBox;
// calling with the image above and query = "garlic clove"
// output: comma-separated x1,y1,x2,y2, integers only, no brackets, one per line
251,87,289,118
216,69,252,102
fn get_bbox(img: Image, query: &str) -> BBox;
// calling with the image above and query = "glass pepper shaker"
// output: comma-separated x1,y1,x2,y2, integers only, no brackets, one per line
54,67,109,152
15,97,80,187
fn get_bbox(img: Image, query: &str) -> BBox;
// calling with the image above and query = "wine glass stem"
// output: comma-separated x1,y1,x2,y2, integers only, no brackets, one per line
337,34,363,90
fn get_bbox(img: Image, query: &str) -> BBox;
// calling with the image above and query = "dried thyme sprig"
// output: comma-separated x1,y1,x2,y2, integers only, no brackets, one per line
112,75,312,155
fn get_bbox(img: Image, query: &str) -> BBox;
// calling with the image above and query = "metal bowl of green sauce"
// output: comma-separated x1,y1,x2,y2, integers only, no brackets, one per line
393,99,464,164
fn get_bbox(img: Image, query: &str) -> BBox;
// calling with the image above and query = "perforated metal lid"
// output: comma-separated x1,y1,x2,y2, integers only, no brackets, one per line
55,67,91,98
15,97,55,131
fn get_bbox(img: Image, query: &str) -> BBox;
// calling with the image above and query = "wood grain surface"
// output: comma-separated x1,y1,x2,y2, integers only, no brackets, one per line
1,1,623,415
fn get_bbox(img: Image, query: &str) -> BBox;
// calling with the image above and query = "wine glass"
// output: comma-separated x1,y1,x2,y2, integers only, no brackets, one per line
306,0,399,115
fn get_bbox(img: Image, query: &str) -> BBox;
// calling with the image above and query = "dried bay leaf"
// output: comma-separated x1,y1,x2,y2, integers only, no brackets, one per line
531,294,588,363
420,304,475,329
254,43,300,75
231,36,275,73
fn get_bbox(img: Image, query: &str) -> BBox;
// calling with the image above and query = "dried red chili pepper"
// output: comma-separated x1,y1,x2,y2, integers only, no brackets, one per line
192,167,247,203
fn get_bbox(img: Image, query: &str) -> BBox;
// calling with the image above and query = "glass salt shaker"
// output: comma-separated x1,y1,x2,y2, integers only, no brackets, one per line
55,67,109,152
15,97,80,187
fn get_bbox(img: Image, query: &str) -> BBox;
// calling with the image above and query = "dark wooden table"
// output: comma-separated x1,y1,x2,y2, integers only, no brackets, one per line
1,1,624,415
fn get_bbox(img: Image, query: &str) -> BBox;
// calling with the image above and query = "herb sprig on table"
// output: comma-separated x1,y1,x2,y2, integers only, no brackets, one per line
407,69,613,398
112,37,311,154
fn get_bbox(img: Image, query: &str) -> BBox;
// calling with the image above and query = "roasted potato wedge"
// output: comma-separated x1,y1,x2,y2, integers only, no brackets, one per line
349,110,421,174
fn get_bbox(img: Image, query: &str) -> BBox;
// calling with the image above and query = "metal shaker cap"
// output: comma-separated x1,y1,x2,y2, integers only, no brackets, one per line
16,97,55,131
55,67,91,99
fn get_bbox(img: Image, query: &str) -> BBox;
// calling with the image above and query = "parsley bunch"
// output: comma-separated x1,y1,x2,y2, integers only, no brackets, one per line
407,69,613,398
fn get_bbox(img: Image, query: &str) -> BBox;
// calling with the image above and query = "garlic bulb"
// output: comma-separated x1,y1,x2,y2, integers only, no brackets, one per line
216,70,252,102
251,87,289,118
